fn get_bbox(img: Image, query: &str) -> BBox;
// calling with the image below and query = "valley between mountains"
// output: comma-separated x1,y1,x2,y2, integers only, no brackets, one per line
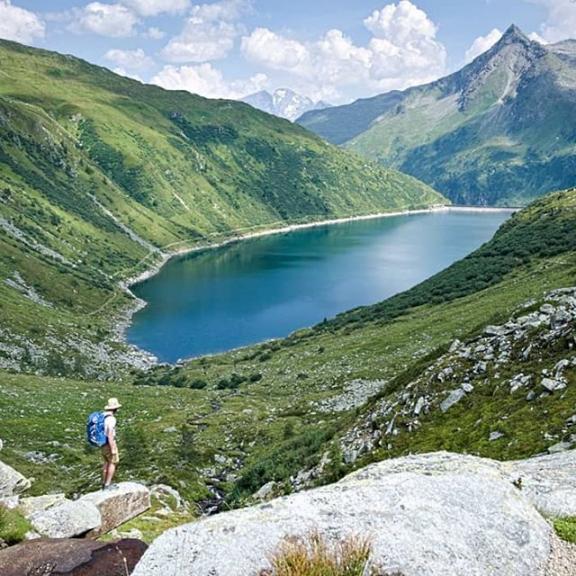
0,25,576,576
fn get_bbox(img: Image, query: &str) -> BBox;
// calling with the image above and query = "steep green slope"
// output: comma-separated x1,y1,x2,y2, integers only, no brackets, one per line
299,26,576,207
0,39,444,376
1,188,574,509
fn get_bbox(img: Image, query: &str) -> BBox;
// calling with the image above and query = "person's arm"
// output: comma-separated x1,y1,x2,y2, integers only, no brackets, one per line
106,416,119,459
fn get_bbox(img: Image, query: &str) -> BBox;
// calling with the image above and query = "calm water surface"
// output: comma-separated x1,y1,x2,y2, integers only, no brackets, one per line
128,210,510,362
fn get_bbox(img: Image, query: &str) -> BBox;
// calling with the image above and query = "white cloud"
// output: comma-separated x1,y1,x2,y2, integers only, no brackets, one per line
112,67,144,81
119,0,189,17
105,48,154,70
152,62,267,99
465,28,503,63
364,0,437,42
145,26,165,40
528,0,576,43
528,31,548,44
0,0,44,44
161,0,249,63
241,1,446,103
70,2,138,38
241,28,310,71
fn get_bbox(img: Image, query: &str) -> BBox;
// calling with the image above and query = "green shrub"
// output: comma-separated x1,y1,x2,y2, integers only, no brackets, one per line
234,426,337,497
554,517,576,544
190,379,208,390
0,506,31,545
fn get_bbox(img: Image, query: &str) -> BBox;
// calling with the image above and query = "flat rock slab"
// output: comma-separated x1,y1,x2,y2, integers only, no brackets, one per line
346,450,576,519
505,450,576,518
29,500,101,539
0,459,31,498
80,482,151,537
134,453,551,576
19,493,67,517
0,538,147,576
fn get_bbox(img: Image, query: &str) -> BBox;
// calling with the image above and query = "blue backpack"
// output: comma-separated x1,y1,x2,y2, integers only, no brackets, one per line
86,411,108,447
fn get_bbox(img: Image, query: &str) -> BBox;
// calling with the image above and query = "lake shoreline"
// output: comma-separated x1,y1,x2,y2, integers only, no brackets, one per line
115,204,516,366
122,204,516,291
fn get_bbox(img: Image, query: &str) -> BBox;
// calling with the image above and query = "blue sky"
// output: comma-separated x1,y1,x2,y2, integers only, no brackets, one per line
1,0,574,103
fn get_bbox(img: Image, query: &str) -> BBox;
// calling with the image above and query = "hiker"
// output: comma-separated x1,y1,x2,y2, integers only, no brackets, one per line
101,397,121,490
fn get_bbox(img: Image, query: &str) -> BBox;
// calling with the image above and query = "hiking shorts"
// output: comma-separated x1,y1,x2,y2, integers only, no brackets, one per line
102,444,119,464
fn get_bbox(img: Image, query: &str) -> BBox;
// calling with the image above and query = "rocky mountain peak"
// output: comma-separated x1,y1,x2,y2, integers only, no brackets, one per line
454,24,545,111
500,24,530,45
242,88,329,121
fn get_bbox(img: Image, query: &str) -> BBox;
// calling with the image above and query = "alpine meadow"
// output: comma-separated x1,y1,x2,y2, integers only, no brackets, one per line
1,3,576,576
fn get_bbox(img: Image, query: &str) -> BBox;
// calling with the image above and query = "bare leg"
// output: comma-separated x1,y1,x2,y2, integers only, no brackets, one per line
104,462,117,486
102,461,109,487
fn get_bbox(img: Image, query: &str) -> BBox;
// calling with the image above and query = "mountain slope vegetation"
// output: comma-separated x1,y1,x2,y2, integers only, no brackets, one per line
299,26,576,207
1,188,574,510
0,39,443,376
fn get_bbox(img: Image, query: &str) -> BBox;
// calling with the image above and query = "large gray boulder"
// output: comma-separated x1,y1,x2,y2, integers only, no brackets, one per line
0,459,31,498
133,452,552,576
29,499,101,539
80,482,151,537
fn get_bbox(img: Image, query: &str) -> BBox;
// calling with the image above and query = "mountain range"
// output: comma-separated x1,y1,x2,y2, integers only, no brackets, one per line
0,39,443,376
299,25,576,206
242,88,329,121
1,27,576,556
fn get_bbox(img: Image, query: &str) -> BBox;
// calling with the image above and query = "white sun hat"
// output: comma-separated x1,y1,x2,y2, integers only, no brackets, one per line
104,397,122,410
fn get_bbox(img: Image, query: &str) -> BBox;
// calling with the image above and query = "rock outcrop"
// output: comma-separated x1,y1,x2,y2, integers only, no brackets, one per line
0,459,31,498
29,499,101,539
80,482,151,537
0,537,147,576
28,482,151,539
337,287,576,468
133,451,571,576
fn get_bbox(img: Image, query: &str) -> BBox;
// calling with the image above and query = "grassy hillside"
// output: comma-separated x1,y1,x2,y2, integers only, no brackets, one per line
0,39,444,376
1,188,574,514
299,27,576,207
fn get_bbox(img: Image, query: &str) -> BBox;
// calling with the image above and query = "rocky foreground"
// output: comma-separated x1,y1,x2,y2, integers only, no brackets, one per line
0,456,153,574
134,450,576,576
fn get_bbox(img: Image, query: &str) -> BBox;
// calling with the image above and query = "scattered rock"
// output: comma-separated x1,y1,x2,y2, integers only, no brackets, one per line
541,377,567,392
489,431,505,442
551,308,572,329
548,442,573,454
413,397,426,416
440,388,466,412
316,379,385,413
23,451,59,465
510,373,532,393
252,481,277,502
151,484,185,510
0,538,147,576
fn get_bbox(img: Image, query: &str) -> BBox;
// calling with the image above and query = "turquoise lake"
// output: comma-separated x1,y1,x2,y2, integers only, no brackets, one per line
127,210,511,362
